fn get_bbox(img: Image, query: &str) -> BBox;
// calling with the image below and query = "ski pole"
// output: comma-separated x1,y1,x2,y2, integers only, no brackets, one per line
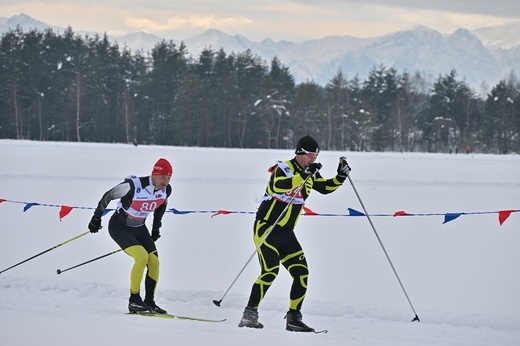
0,230,90,275
57,249,122,274
347,174,420,322
213,173,313,307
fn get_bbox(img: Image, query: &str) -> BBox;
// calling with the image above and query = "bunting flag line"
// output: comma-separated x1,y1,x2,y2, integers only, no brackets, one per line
1,199,114,221
0,198,518,226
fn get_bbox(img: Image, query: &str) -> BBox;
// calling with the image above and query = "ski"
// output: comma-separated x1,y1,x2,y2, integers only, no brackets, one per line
287,328,328,334
313,329,328,334
127,311,226,322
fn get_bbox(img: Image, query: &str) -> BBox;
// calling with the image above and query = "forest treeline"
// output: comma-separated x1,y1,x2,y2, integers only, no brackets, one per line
1,26,519,153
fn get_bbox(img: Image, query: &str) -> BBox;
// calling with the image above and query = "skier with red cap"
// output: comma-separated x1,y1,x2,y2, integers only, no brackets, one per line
88,158,173,314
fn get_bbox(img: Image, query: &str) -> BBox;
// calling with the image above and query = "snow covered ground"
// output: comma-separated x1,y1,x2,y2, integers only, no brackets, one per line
1,139,519,345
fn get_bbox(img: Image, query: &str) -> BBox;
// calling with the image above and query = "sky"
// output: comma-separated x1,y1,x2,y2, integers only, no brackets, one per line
1,0,519,42
1,140,519,345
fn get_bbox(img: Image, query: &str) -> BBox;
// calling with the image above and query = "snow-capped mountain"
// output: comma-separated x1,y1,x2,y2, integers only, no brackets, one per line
115,31,164,53
0,13,96,39
176,25,518,89
0,13,58,33
2,13,519,90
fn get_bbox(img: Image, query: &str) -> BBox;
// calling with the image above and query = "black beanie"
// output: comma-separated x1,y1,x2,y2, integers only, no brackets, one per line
295,135,320,154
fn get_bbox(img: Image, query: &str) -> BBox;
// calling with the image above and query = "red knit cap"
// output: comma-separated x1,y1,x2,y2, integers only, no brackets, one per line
152,158,173,176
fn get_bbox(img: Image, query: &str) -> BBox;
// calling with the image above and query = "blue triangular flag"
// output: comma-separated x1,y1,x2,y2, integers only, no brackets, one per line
348,208,365,216
102,209,114,216
443,213,461,224
170,208,192,215
23,202,40,212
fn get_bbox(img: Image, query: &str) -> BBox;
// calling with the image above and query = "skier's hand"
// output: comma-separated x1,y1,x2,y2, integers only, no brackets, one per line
302,162,322,177
151,227,161,242
88,216,102,233
337,156,351,178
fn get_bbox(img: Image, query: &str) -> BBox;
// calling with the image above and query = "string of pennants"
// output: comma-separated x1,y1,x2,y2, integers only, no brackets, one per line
1,198,517,226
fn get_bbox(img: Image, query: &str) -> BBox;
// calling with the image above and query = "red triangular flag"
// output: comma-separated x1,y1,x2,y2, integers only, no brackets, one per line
393,210,410,217
211,210,232,218
59,205,74,221
303,206,319,215
498,210,514,226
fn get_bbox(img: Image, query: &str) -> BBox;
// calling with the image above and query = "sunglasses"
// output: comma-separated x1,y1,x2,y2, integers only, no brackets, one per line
300,148,319,159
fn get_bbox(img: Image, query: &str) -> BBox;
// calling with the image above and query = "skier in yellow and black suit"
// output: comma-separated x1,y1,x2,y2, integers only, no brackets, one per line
238,135,352,332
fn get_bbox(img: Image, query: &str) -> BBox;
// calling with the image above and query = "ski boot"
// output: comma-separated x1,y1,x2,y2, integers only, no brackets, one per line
238,306,264,329
144,299,167,314
128,293,152,313
285,310,315,332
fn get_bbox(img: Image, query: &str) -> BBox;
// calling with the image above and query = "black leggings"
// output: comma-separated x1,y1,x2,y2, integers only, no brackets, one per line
247,219,309,311
108,217,156,253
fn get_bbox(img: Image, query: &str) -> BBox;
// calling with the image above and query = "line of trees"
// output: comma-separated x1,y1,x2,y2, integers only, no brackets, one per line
1,26,519,153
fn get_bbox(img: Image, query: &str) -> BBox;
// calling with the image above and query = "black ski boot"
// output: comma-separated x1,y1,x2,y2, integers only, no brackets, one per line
238,306,264,329
285,310,315,332
128,293,152,313
144,299,167,314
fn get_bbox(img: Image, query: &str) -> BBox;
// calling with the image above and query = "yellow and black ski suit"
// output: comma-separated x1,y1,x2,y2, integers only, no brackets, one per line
246,158,345,311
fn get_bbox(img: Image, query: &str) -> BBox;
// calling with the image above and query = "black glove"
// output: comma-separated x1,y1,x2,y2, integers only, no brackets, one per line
337,156,351,178
88,216,102,233
302,162,322,177
151,227,161,242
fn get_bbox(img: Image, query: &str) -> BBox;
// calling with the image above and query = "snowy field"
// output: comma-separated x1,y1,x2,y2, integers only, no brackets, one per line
1,139,519,345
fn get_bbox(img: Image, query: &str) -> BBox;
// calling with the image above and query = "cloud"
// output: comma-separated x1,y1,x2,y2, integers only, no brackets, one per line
125,14,254,32
315,0,520,20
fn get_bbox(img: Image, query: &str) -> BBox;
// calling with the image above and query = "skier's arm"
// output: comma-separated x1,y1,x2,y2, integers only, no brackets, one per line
93,181,132,218
271,166,305,193
88,181,132,233
313,157,350,194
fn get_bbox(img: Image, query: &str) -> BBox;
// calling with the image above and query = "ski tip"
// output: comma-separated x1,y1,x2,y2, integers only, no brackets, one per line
212,299,222,307
314,329,328,334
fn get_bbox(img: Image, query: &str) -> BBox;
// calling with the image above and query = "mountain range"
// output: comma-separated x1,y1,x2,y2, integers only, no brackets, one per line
1,13,519,90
